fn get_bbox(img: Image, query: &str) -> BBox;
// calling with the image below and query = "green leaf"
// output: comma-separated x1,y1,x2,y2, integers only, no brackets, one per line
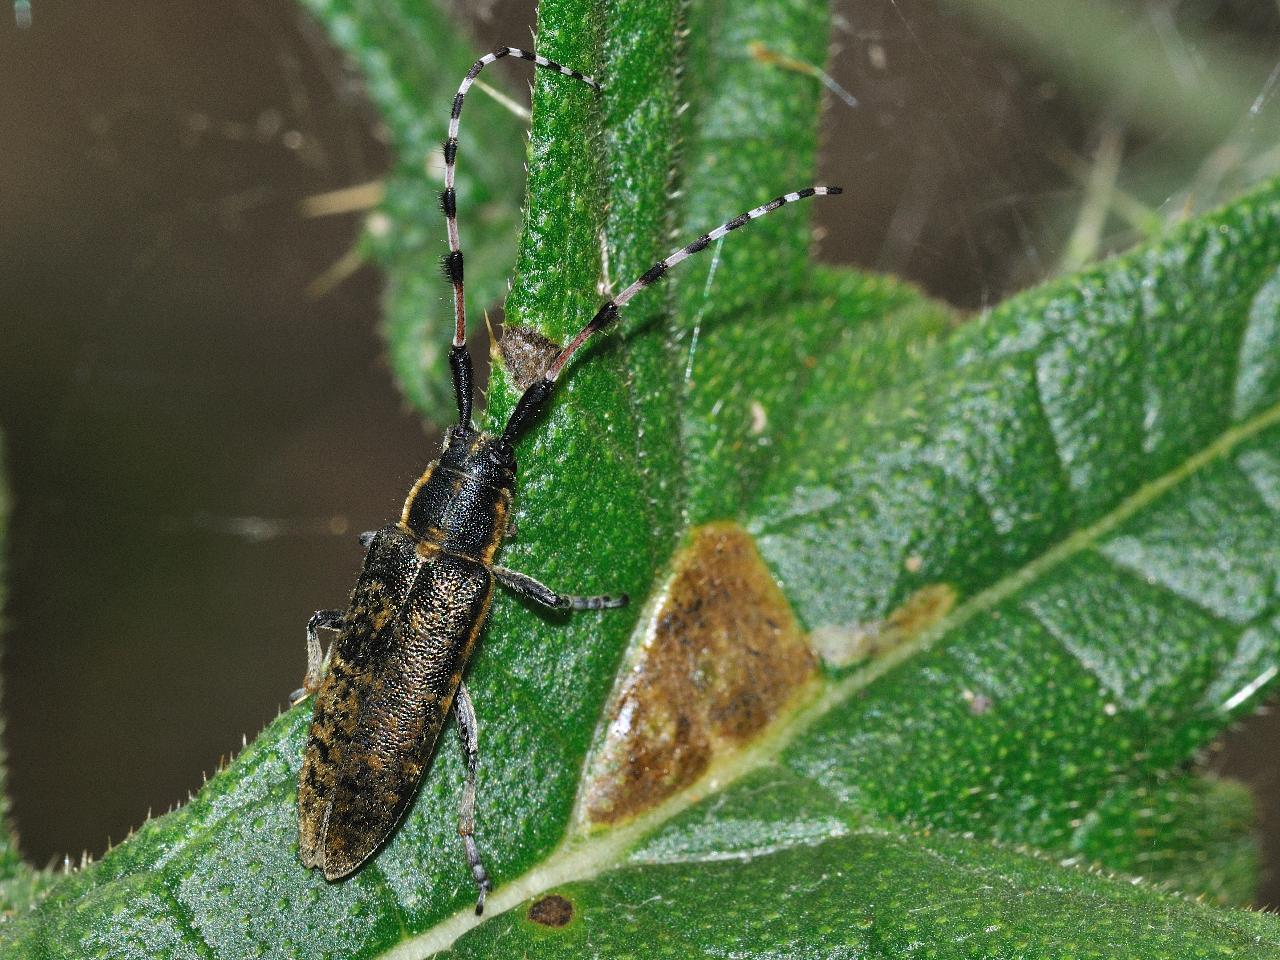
444,827,1280,958
7,0,1280,955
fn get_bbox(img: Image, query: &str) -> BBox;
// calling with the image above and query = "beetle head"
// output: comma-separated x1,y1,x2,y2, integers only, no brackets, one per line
440,425,516,487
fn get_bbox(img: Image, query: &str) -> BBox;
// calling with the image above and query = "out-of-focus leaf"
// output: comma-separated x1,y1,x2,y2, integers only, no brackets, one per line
296,0,526,421
1071,773,1260,906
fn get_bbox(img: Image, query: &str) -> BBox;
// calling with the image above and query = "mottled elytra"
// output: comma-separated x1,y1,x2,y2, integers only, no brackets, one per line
295,43,842,916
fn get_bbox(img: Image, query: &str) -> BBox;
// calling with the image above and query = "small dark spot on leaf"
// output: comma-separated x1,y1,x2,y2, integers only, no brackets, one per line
528,894,574,927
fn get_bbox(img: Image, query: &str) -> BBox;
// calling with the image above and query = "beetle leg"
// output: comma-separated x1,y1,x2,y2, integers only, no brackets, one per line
454,681,492,915
493,566,628,611
291,609,345,704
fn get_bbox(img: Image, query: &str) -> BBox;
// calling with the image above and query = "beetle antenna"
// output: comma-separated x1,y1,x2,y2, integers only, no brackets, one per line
442,46,601,429
501,186,843,444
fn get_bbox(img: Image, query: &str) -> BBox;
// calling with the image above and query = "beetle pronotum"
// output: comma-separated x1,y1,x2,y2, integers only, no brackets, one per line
296,45,841,915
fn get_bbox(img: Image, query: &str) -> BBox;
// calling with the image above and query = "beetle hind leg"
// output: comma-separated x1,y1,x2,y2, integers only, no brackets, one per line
493,566,628,611
290,609,345,704
454,681,492,914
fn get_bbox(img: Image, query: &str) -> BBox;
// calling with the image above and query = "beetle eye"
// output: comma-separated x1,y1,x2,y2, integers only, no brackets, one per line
489,443,514,468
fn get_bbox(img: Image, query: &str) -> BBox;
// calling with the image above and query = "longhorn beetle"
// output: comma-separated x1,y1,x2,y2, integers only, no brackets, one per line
295,45,842,915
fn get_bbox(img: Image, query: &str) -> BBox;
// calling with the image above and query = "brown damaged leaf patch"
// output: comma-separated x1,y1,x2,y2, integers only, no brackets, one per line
496,324,562,391
582,522,816,824
527,894,574,927
808,583,957,667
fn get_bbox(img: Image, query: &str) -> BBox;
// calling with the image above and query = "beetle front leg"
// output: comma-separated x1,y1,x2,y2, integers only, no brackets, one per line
454,681,492,914
290,609,345,704
493,566,628,611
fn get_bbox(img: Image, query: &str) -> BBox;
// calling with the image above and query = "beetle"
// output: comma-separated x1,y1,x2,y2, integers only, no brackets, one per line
295,45,841,915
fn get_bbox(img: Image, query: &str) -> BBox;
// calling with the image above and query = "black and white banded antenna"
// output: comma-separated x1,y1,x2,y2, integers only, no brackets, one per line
501,185,843,445
439,46,601,428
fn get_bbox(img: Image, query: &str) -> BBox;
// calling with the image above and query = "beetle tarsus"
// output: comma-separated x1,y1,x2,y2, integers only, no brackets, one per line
456,683,493,914
493,566,629,612
470,849,491,915
302,609,344,697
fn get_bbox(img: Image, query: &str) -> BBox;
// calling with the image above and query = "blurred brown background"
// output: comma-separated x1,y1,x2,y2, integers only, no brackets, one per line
0,0,1277,904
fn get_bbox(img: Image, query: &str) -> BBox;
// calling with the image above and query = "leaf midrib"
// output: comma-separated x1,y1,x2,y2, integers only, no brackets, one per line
376,395,1280,960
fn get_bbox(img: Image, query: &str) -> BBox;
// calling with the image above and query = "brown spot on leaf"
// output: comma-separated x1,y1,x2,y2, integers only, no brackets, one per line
528,894,574,927
809,583,957,667
497,324,562,391
582,523,816,824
